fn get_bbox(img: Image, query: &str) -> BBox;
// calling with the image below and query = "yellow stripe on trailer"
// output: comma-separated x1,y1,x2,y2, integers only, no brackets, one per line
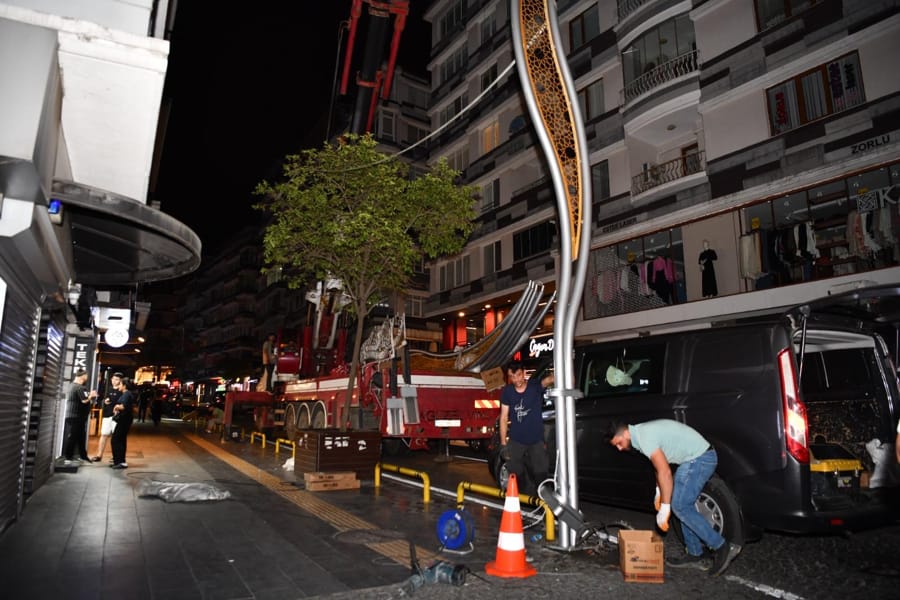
474,399,500,409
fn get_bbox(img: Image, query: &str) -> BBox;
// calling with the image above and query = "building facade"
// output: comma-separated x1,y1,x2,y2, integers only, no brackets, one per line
422,0,900,345
0,0,200,531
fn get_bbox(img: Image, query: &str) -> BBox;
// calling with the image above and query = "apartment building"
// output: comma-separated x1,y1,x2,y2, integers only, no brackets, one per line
422,0,900,346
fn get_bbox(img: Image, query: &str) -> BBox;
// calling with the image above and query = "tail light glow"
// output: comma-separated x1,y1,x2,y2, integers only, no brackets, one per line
778,348,809,464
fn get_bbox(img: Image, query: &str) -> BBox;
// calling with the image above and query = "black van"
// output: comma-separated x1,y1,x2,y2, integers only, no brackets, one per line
489,284,900,543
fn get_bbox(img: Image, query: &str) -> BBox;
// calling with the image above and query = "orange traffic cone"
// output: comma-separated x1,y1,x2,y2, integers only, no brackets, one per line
485,473,537,578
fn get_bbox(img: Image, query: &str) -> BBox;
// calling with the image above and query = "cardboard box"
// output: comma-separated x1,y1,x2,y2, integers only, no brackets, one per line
304,471,357,483
618,529,664,583
305,478,361,492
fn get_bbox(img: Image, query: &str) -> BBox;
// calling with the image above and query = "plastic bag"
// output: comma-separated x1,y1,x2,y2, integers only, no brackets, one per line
282,457,295,472
137,479,231,502
865,439,900,488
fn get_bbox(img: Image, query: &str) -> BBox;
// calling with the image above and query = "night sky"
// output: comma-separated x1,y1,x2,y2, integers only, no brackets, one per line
153,1,430,255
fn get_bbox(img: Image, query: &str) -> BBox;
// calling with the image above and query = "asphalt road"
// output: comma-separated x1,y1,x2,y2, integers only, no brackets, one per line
382,444,900,600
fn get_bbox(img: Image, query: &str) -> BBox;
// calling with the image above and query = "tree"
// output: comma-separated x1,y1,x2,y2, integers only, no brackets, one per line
254,133,476,430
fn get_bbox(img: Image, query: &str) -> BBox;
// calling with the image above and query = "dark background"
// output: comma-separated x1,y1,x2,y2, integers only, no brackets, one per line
153,1,431,255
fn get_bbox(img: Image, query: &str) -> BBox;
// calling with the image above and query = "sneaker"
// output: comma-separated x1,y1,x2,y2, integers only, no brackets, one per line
90,457,102,462
111,463,128,469
710,542,741,576
666,552,711,570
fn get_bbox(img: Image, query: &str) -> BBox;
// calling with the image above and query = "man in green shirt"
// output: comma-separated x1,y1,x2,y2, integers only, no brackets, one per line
606,419,741,576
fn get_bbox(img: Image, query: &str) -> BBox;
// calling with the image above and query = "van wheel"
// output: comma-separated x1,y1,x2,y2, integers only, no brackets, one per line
673,475,744,547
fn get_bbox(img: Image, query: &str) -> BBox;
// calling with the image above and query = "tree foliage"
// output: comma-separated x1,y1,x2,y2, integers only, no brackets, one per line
254,134,477,429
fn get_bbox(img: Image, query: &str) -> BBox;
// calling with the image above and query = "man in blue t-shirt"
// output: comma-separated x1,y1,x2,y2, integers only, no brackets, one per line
499,360,553,495
606,418,741,576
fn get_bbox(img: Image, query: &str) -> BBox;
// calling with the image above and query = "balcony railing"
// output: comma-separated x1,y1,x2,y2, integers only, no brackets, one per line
622,49,699,105
617,0,652,21
631,150,705,196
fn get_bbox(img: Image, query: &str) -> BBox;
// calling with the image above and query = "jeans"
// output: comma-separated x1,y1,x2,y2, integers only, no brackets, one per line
672,448,724,556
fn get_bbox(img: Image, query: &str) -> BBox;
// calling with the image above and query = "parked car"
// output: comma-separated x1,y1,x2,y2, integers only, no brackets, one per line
488,284,900,544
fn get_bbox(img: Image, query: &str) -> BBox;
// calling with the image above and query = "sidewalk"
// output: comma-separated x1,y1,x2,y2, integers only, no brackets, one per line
0,420,763,599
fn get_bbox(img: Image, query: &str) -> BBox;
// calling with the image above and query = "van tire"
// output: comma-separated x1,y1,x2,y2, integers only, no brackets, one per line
673,475,744,547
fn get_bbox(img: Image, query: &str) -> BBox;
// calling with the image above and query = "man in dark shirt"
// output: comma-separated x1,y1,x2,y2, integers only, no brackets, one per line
110,375,135,469
499,360,553,496
63,369,97,462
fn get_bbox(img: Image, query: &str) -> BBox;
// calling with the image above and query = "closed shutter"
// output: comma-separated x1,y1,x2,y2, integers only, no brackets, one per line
24,311,66,498
0,266,41,534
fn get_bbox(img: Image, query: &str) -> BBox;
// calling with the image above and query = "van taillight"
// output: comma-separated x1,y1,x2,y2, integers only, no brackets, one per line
778,348,809,463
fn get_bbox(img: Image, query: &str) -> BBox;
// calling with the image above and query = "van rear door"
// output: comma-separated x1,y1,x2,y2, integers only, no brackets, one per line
788,284,900,507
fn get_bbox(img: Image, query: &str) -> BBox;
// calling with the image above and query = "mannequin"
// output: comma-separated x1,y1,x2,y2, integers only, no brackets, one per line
699,240,718,298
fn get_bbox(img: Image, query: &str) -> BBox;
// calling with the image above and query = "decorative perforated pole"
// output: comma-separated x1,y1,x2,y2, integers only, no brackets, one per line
510,0,592,550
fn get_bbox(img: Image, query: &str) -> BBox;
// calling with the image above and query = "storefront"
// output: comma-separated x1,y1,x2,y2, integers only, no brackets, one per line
582,159,900,322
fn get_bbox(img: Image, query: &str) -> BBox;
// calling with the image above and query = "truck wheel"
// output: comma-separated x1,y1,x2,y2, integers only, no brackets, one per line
311,404,327,429
672,475,744,547
297,404,311,430
283,404,299,441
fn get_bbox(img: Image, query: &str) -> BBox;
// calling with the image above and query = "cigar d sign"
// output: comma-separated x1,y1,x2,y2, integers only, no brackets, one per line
104,327,129,348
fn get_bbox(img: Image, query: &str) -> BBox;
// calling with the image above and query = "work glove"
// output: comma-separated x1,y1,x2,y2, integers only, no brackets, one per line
656,503,671,532
499,444,511,461
654,486,661,511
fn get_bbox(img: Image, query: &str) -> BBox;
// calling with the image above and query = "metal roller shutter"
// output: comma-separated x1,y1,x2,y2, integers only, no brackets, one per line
24,311,66,498
0,264,41,534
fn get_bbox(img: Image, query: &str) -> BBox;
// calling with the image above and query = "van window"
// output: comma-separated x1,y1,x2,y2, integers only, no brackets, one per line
583,343,665,396
801,348,878,394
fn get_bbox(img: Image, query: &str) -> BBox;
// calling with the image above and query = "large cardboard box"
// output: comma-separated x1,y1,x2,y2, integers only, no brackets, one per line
619,529,664,583
294,429,382,479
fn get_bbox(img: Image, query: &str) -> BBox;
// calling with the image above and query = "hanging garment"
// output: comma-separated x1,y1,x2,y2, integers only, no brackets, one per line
698,248,718,297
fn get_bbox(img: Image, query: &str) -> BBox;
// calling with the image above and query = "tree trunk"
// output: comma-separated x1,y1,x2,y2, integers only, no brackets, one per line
341,302,368,432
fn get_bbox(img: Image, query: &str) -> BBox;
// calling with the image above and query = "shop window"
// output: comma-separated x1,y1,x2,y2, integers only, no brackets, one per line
767,52,864,135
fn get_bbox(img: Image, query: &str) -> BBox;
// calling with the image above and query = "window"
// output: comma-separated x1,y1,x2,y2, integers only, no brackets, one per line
439,0,466,38
569,3,600,51
583,343,665,396
440,255,471,290
447,147,470,173
513,221,556,261
766,52,864,135
481,63,498,93
578,79,604,120
591,160,610,203
406,123,429,144
440,45,468,85
405,296,425,318
622,15,696,87
440,92,469,126
755,0,818,30
484,240,502,275
481,179,500,213
482,121,500,154
379,110,395,142
480,14,496,45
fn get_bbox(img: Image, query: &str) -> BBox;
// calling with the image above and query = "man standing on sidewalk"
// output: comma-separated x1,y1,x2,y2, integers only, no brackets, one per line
110,375,135,469
63,369,97,463
606,419,742,576
498,360,553,496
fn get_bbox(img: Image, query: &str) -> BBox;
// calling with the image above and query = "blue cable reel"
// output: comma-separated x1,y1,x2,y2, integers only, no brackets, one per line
436,508,475,554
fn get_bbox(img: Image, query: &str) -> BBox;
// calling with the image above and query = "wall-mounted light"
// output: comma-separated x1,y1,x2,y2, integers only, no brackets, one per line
48,198,63,225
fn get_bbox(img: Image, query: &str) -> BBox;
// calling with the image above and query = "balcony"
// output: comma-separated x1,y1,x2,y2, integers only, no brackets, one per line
617,0,653,22
622,49,698,105
631,150,705,196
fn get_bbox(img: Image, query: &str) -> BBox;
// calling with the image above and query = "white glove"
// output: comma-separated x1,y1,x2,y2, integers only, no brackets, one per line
654,486,661,510
656,503,671,532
